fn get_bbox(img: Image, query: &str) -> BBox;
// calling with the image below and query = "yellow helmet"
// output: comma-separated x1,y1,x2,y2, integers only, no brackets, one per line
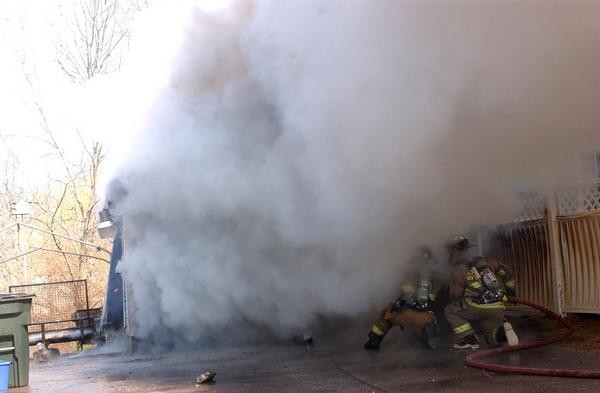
416,245,434,260
446,234,471,251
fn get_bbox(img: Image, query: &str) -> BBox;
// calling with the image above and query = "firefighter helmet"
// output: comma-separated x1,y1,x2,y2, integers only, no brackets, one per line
415,245,434,260
446,234,471,251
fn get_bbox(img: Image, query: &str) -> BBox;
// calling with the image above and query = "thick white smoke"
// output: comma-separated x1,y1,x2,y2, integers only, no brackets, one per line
109,0,600,341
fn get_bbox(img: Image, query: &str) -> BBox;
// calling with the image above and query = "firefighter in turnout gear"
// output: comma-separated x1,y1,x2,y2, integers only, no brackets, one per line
364,246,443,351
443,235,517,350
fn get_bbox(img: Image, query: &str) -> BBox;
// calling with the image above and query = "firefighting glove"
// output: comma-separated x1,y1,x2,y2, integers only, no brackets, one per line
498,290,508,302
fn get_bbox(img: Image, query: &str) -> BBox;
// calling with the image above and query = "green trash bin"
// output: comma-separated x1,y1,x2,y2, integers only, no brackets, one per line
0,294,33,388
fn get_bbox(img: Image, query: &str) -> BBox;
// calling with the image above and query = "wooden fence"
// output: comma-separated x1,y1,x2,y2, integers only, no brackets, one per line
496,182,600,314
498,219,554,309
557,213,600,313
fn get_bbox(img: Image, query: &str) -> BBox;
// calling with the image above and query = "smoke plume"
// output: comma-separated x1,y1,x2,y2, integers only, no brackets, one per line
107,0,600,342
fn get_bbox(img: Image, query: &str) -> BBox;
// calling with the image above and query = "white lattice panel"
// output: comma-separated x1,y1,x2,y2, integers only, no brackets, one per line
557,183,600,215
514,192,546,223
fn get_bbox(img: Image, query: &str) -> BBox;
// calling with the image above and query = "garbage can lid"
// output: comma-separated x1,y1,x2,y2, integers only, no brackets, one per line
0,361,11,366
0,293,34,301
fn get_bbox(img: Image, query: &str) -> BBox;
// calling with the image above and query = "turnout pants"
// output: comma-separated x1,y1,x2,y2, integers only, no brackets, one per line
444,301,504,344
370,303,436,338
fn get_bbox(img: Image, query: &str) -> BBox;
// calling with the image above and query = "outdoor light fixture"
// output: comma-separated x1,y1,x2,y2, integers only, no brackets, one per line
97,208,116,239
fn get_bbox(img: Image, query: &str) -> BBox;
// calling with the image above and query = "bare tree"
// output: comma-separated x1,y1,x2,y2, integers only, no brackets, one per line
0,0,149,301
56,0,131,83
133,0,152,12
54,0,155,83
0,156,20,284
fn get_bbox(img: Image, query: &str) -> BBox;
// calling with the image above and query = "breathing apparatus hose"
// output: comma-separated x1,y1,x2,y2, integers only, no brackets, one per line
464,296,600,378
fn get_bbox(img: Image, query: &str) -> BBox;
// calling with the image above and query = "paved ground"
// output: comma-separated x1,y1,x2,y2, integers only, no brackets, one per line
12,317,600,393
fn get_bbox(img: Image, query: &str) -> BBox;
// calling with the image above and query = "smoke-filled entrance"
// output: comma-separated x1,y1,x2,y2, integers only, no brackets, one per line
105,0,600,343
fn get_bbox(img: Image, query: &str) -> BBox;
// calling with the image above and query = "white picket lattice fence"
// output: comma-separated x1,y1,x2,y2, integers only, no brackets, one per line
514,191,546,223
556,183,600,215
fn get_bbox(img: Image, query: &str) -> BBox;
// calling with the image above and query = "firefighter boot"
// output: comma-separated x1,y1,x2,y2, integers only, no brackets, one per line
503,321,519,346
453,333,480,350
423,322,440,350
494,321,519,346
364,332,384,351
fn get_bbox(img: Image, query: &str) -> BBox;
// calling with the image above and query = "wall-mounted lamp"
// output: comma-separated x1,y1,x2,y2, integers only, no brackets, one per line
97,208,116,239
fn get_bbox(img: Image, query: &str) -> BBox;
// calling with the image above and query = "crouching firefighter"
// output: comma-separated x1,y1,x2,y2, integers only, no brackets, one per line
364,246,443,351
443,235,518,350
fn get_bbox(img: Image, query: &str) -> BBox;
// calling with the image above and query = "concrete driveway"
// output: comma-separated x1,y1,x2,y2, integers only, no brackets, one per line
12,324,600,393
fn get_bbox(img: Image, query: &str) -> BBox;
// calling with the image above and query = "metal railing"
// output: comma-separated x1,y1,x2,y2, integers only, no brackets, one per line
9,279,98,347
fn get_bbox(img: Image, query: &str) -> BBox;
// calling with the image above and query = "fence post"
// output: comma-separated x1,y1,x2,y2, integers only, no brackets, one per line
547,189,565,315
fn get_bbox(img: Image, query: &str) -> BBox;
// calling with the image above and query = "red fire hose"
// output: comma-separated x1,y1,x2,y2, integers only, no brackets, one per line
464,296,600,378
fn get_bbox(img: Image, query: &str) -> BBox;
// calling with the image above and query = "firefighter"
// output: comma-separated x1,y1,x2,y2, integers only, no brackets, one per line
364,246,443,351
443,235,517,350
